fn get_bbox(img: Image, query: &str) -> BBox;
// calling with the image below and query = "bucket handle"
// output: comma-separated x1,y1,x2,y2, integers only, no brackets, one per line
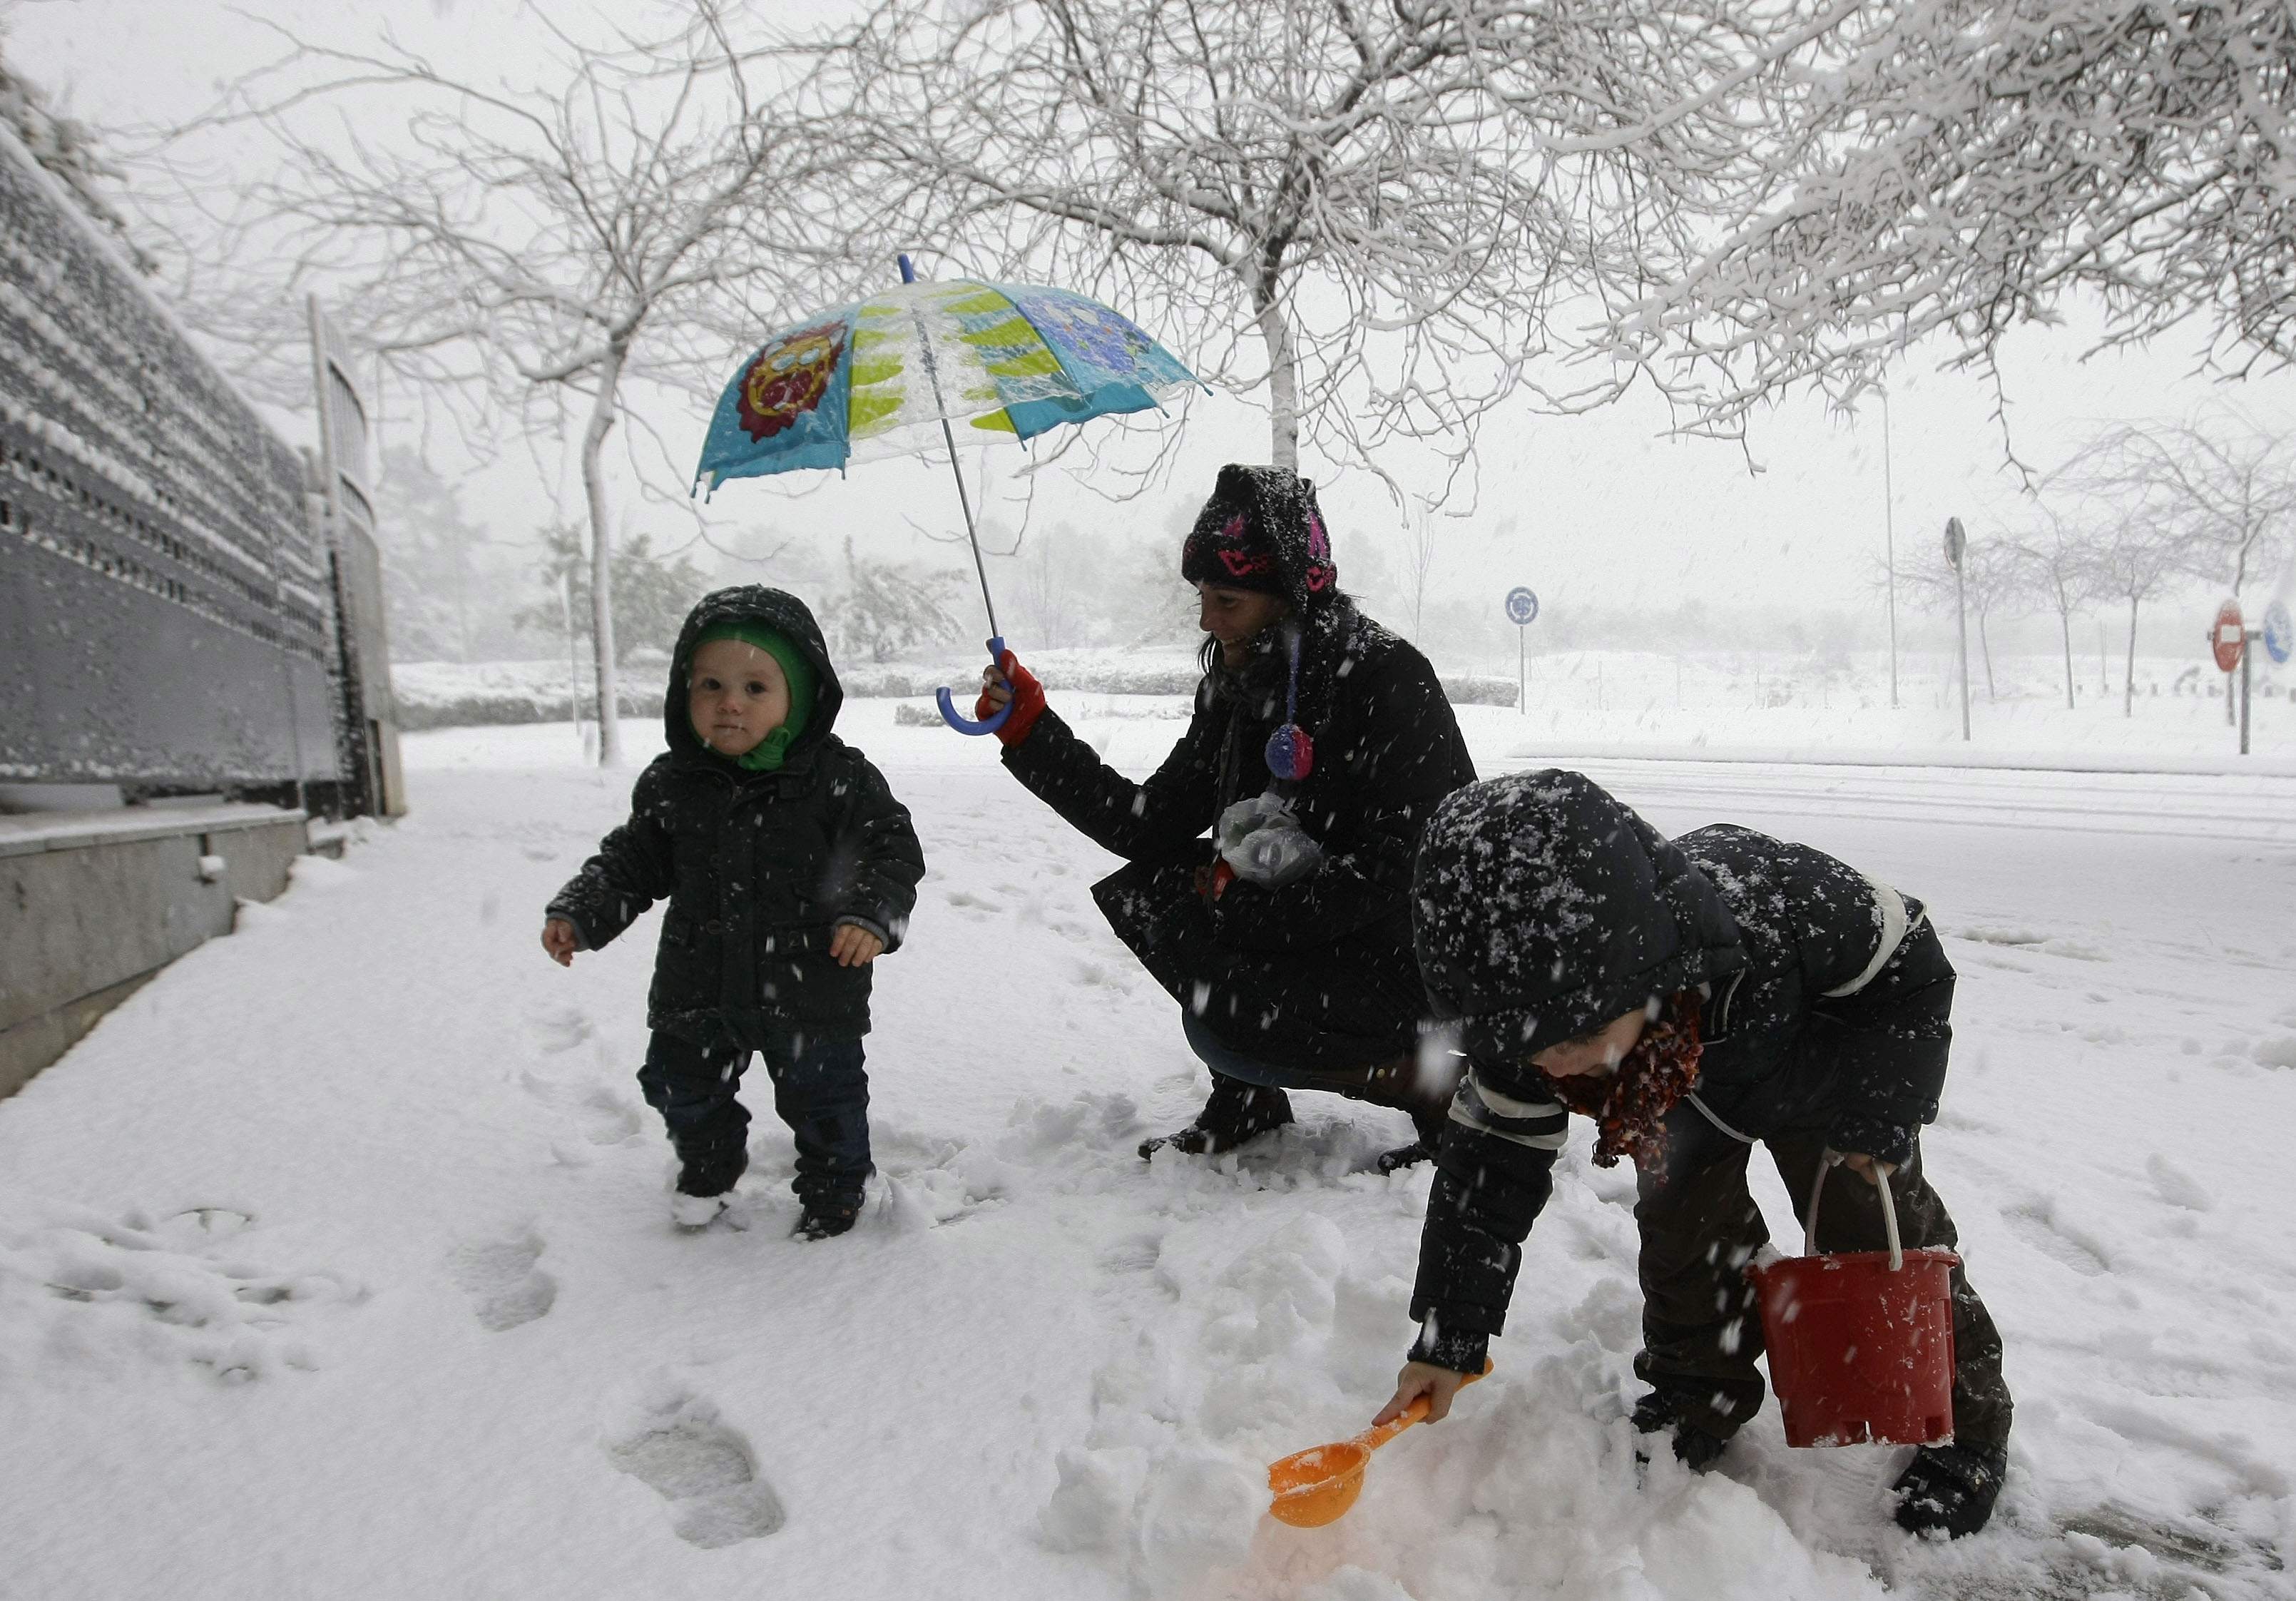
1802,1150,1903,1271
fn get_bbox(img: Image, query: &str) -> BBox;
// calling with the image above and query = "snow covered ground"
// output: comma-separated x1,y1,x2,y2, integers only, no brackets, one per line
4,701,2294,1600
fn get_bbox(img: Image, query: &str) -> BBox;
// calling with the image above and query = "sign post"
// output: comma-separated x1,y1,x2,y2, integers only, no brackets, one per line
1944,518,1969,742
1505,587,1539,713
2212,599,2248,756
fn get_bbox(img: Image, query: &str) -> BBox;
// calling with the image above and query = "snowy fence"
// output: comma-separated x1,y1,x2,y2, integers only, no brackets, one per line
0,125,342,796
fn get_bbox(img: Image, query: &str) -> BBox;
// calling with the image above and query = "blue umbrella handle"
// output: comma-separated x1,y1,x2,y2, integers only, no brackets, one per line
937,635,1016,736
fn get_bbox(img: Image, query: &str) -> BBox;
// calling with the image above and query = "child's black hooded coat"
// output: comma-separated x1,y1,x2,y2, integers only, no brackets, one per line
548,586,924,1042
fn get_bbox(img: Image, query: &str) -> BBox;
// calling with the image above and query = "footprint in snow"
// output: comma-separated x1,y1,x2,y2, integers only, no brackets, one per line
574,1085,643,1144
450,1227,558,1331
525,1005,593,1055
2145,1154,2215,1213
2250,1035,2296,1070
2001,1199,2111,1276
519,1069,644,1146
1097,1233,1161,1275
606,1393,785,1547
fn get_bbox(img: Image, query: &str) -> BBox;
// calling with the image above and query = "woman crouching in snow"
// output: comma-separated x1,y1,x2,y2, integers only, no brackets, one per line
977,464,1475,1172
1379,771,2014,1539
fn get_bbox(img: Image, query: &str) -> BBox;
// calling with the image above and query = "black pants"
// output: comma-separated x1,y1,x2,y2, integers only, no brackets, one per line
1632,1100,2011,1450
638,1026,871,1204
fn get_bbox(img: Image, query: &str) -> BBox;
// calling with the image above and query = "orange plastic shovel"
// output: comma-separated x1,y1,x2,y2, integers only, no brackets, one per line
1265,1363,1490,1528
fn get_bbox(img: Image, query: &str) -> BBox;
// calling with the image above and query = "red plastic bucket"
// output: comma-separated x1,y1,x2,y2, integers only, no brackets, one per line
1746,1159,1960,1448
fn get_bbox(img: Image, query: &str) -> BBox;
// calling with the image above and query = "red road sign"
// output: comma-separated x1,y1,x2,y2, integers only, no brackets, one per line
2213,599,2245,672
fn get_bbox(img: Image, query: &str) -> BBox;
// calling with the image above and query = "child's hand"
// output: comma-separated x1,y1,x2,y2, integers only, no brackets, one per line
541,918,580,967
1836,1151,1898,1186
1375,1361,1470,1426
830,923,884,967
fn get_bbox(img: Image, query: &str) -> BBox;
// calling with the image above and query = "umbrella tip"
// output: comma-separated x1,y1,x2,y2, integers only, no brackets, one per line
897,253,916,285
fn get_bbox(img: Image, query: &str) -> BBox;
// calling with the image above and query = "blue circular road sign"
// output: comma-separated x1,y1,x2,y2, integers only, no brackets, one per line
1506,586,1539,626
2266,599,2294,666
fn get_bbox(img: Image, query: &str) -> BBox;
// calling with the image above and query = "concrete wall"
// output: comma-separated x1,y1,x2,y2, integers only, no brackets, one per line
0,805,307,1099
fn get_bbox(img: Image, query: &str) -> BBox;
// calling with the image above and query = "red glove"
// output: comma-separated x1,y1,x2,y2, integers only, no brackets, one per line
974,650,1046,748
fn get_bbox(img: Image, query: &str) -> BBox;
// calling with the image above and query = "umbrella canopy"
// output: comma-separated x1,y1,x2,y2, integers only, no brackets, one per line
694,278,1203,490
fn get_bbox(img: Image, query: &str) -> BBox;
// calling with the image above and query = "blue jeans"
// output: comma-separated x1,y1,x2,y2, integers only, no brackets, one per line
1181,1008,1458,1146
639,1027,871,1204
1181,1008,1320,1091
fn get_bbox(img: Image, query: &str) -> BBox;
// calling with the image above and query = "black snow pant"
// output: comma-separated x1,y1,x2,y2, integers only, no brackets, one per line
1631,1099,2011,1451
638,1024,872,1206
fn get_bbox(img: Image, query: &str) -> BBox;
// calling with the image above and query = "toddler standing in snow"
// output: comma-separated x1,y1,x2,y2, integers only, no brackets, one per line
541,586,924,1239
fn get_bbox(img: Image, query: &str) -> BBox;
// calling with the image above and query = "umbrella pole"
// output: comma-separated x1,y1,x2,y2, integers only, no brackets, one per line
934,414,1001,641
900,250,1000,641
899,254,1012,736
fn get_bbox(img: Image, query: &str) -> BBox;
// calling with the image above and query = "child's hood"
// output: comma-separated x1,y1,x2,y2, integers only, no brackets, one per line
665,586,844,761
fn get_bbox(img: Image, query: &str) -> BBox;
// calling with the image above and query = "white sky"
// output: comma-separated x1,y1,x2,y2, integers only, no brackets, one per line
10,0,2294,648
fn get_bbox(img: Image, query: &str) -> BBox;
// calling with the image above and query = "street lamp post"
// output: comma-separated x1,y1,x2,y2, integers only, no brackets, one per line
1881,389,1899,710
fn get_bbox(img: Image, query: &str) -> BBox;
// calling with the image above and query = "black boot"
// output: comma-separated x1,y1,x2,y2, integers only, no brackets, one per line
1364,1056,1456,1174
1630,1390,1729,1472
791,1197,861,1241
1894,1443,2008,1538
1138,1075,1292,1159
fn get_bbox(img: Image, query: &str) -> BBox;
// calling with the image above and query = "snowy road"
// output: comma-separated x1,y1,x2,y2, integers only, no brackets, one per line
1534,756,2296,847
3,706,2292,1601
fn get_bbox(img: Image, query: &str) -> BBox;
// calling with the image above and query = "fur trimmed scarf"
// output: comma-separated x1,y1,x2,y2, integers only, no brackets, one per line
1540,990,1705,1169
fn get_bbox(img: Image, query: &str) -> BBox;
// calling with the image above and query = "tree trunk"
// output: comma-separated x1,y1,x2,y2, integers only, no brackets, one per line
581,341,627,766
1252,277,1300,472
1979,610,1996,700
2123,595,2138,718
2059,610,2075,709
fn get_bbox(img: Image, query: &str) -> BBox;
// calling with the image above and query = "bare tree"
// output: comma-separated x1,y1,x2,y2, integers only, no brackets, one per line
2083,512,2184,718
2010,512,2101,711
1612,0,2296,430
162,9,849,765
2062,414,2295,721
837,0,1863,497
1898,534,2024,701
827,537,966,664
1401,509,1441,641
2073,417,2295,599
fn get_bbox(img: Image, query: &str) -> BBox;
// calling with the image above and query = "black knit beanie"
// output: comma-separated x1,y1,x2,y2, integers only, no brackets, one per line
1179,464,1339,611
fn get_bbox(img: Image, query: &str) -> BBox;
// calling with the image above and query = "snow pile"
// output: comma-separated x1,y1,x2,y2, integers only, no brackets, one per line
0,1197,364,1385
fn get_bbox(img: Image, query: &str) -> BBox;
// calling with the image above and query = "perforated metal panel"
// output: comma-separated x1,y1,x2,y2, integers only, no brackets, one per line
307,298,403,815
0,126,339,792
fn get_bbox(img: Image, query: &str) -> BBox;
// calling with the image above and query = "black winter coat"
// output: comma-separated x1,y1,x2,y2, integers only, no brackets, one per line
1407,772,1954,1370
1003,599,1476,1074
547,586,925,1043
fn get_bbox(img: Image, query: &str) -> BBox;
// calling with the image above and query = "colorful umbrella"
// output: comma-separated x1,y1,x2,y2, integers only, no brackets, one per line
693,260,1204,733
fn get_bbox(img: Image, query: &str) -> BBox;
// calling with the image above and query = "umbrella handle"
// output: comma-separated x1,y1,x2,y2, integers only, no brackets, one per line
937,636,1016,736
